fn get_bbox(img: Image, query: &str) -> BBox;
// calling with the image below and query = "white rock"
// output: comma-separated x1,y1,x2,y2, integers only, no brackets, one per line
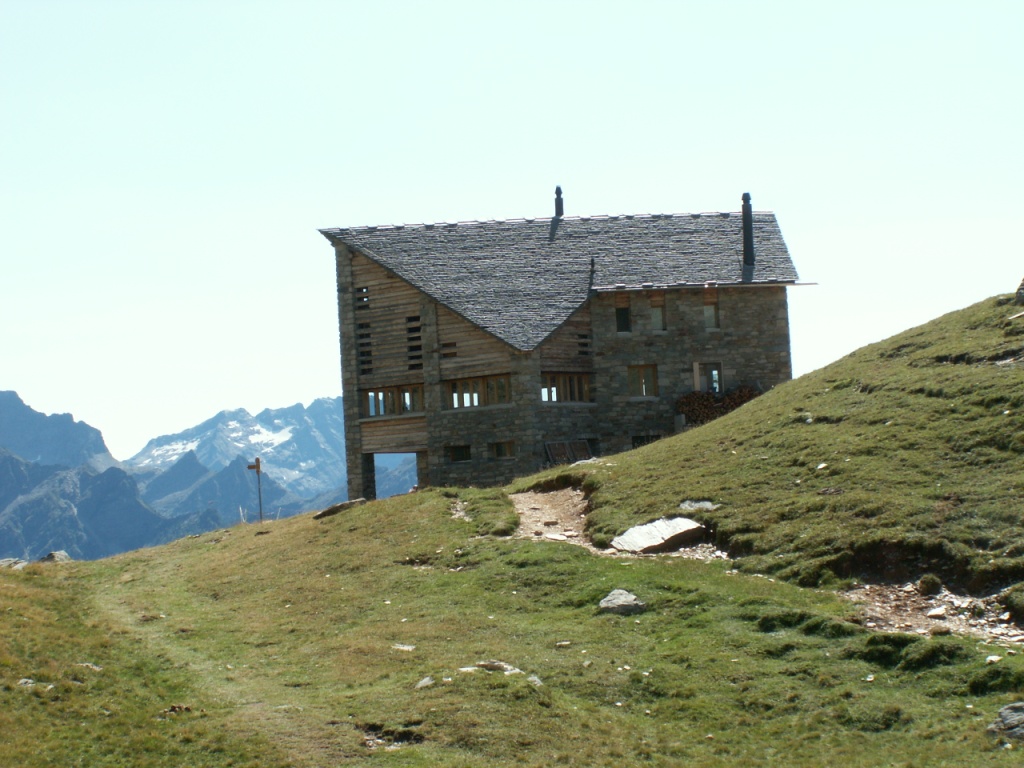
926,606,947,619
598,589,647,615
611,517,704,553
476,660,522,675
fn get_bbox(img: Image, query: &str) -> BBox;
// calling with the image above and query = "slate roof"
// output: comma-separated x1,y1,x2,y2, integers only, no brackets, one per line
320,211,797,351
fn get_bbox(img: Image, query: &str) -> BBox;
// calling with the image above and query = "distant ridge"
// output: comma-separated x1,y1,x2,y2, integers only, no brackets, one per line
126,397,348,498
0,391,116,470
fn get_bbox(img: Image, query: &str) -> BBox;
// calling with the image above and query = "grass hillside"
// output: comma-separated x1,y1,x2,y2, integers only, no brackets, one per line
3,295,1024,766
523,294,1024,593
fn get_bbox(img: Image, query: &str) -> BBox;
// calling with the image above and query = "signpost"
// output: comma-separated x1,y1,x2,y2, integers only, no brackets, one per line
246,457,264,524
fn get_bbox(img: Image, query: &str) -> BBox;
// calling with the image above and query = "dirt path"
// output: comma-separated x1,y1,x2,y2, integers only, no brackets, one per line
509,488,600,552
509,489,1024,646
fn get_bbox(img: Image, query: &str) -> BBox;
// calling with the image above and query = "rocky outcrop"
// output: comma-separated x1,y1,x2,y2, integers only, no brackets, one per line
989,702,1024,740
313,498,366,520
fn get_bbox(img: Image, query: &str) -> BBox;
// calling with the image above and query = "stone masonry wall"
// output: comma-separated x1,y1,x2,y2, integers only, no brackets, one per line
588,286,791,455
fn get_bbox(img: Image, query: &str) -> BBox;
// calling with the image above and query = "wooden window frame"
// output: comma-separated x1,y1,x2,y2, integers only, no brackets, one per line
446,445,472,463
541,373,595,403
363,384,425,417
489,440,516,460
703,287,720,329
650,292,667,331
445,374,512,409
694,362,723,394
627,365,659,398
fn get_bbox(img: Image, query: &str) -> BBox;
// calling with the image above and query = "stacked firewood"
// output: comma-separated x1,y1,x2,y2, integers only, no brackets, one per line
675,385,761,426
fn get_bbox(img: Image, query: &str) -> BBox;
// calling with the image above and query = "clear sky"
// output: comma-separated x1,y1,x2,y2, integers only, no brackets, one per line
2,0,1021,460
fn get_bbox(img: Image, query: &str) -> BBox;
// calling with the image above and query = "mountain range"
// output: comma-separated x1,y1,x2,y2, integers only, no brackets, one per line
0,392,414,560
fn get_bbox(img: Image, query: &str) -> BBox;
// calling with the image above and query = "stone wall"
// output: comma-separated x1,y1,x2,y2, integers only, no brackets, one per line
586,285,791,455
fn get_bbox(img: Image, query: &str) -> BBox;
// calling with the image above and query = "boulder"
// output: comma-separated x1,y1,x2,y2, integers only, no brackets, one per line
313,498,366,520
599,589,646,615
988,702,1024,740
38,551,72,563
610,517,704,553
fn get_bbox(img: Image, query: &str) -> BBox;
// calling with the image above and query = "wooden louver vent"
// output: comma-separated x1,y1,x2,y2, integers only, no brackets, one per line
577,333,592,356
407,315,423,370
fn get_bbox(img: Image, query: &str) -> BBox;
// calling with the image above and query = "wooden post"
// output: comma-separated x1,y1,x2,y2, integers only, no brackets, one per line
246,457,264,523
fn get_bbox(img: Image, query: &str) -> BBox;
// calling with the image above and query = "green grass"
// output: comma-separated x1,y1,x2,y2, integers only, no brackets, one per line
4,295,1024,765
518,295,1024,592
3,487,1024,765
0,561,288,767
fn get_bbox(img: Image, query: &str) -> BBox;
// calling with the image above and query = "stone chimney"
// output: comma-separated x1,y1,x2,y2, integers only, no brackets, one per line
555,186,564,218
742,192,754,266
1016,277,1024,305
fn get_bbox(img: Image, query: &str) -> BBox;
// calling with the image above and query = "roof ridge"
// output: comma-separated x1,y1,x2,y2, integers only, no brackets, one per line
321,209,777,234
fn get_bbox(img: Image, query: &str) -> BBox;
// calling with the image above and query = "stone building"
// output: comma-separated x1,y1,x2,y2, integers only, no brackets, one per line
320,190,798,499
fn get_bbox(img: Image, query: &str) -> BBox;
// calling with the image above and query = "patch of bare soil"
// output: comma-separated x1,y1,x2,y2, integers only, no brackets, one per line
509,489,729,562
509,491,1024,646
510,489,600,552
842,583,1024,646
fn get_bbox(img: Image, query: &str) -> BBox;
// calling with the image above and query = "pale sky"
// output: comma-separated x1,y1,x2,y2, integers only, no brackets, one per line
2,0,1021,460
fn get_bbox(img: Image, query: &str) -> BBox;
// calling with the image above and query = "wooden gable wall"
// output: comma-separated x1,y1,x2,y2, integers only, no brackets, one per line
349,252,426,388
436,305,515,380
537,302,593,372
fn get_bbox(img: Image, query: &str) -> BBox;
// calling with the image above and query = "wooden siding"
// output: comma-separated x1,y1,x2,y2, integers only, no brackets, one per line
538,302,593,372
360,416,428,453
436,304,515,379
350,253,426,387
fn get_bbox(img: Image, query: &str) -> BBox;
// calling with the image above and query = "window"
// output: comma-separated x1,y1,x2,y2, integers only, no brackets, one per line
354,286,369,310
703,287,720,329
650,306,665,331
541,373,594,402
615,306,632,333
695,362,723,394
446,445,472,463
628,365,658,397
577,332,592,356
650,293,667,331
406,316,423,370
445,374,511,408
364,384,424,417
356,322,373,374
489,441,516,459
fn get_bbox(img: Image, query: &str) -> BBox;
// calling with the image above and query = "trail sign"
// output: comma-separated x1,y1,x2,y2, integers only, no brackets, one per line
246,457,264,523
